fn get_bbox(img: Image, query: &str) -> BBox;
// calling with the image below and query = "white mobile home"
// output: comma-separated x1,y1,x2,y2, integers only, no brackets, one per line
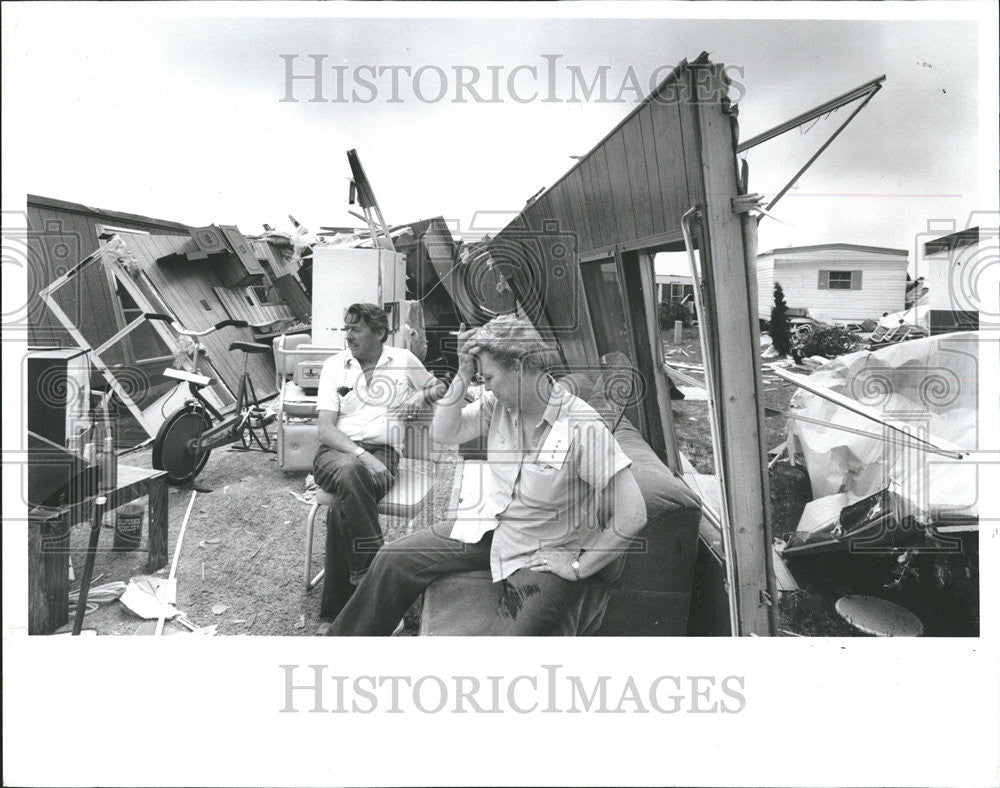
757,243,908,324
655,273,694,304
917,227,981,334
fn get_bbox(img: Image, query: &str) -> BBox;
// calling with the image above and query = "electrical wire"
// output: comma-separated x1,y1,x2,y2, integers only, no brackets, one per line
68,581,127,604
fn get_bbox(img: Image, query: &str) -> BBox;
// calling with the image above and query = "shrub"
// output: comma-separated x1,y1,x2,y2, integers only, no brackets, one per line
658,301,693,329
770,283,792,356
799,325,860,358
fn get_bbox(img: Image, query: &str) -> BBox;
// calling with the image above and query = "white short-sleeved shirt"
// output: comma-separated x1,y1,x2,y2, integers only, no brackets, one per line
448,381,632,581
316,346,434,453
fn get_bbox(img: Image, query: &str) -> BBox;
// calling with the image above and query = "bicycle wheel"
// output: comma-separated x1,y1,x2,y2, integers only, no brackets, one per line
152,405,213,485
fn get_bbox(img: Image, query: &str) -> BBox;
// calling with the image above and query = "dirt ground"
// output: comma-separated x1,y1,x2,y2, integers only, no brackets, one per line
65,443,458,637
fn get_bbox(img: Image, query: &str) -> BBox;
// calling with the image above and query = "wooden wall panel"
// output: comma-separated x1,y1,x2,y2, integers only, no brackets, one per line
648,96,691,230
590,149,618,248
212,286,294,326
488,57,717,440
623,115,655,239
604,131,638,242
27,206,75,344
126,235,276,401
527,192,554,230
272,274,311,322
564,168,592,253
578,157,601,247
252,239,298,280
638,108,667,235
545,183,571,239
29,206,121,348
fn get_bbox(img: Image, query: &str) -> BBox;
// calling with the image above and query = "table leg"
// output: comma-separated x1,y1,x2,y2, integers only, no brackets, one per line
146,476,168,572
28,512,70,635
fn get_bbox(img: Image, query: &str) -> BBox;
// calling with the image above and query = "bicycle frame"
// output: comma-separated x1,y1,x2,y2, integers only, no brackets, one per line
180,351,264,455
146,312,271,460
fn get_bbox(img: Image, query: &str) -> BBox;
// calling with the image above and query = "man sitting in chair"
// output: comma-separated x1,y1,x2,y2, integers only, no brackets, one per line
313,303,442,628
328,314,648,636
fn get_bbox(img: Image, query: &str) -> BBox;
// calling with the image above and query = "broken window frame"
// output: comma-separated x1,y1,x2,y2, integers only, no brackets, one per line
39,249,167,438
38,237,232,441
578,252,645,435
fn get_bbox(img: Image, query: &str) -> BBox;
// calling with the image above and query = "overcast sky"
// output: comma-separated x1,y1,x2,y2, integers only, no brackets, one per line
2,4,996,277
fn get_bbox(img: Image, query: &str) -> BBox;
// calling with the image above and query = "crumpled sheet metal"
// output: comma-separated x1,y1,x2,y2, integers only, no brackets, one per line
786,332,979,521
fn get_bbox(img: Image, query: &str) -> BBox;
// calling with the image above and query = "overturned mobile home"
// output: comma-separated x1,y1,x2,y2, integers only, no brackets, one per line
28,196,315,441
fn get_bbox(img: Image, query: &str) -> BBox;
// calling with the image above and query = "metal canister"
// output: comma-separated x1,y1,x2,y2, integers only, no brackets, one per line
113,503,144,551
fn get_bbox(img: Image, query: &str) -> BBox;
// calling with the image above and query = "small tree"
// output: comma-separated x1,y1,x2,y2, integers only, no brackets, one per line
770,282,792,357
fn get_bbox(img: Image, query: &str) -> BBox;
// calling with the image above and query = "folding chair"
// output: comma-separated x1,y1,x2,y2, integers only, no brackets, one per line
303,419,439,589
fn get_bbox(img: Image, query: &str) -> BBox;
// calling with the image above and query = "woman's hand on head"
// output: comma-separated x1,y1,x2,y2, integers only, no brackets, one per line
457,328,481,381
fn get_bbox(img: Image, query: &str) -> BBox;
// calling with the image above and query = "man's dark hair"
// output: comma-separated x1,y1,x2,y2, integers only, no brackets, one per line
344,303,390,343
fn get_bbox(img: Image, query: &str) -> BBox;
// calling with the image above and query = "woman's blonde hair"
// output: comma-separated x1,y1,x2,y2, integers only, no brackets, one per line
473,314,560,372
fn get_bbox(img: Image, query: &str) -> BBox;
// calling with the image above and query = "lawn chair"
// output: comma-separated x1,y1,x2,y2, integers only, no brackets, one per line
302,414,440,590
272,334,341,472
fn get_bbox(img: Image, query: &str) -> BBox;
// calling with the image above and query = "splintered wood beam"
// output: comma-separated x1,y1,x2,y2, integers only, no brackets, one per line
689,62,777,637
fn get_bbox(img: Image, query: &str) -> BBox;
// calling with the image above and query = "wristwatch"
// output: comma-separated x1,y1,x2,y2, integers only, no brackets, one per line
353,446,366,458
570,556,581,581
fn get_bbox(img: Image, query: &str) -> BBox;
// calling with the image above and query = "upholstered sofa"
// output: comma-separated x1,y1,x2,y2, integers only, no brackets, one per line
419,372,703,636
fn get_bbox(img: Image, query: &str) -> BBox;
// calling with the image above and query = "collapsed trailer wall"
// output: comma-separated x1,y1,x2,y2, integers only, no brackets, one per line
489,56,707,459
489,55,776,636
115,233,277,404
27,197,279,414
26,195,192,349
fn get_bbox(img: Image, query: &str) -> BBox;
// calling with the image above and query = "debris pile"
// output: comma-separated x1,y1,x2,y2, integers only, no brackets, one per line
780,332,977,555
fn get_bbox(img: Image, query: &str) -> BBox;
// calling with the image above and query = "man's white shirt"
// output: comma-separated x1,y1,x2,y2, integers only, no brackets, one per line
316,346,434,453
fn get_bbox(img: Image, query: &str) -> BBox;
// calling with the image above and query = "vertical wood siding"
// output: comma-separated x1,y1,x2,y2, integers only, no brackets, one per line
490,60,701,373
124,234,276,400
29,205,128,347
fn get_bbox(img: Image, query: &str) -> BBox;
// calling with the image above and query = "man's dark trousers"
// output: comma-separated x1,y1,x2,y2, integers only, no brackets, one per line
313,443,399,619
